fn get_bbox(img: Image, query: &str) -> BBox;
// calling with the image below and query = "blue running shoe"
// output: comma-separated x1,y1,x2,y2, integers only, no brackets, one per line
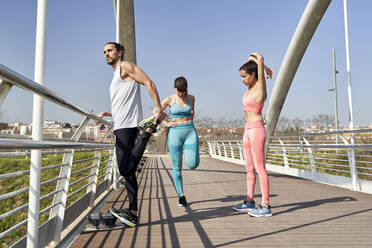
232,200,255,212
248,205,272,217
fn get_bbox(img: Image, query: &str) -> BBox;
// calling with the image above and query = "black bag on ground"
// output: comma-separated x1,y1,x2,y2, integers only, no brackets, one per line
88,212,117,228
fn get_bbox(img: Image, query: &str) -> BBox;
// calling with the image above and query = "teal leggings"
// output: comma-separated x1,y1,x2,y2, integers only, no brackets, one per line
168,123,200,196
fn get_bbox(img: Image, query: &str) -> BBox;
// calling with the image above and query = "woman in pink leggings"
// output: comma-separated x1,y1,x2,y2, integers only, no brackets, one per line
232,52,274,217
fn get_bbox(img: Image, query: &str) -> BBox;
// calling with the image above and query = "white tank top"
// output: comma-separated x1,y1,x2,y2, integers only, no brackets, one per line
110,66,143,130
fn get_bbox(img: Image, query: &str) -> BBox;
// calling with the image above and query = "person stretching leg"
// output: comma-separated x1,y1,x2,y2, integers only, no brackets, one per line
159,76,199,207
168,122,199,205
98,42,165,227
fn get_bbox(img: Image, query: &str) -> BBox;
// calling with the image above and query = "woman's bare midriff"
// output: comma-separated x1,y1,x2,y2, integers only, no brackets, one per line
171,117,193,125
245,111,263,123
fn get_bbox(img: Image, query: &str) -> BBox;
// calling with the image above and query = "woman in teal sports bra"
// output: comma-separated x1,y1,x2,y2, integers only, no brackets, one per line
159,76,200,207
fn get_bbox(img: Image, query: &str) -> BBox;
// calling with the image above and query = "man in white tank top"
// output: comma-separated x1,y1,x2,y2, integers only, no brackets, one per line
98,42,165,227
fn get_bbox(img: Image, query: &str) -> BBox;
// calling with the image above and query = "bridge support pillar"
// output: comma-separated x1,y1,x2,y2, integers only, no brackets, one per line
265,0,332,154
113,0,136,64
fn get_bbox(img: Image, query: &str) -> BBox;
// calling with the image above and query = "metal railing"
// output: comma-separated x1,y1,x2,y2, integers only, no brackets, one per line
0,63,120,247
208,129,372,194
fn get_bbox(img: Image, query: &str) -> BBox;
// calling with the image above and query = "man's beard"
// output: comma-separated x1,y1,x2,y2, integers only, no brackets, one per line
106,57,118,65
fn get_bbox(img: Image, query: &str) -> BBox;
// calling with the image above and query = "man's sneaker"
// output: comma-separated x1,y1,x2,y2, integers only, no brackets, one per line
178,196,187,207
232,200,255,212
248,205,272,217
109,207,138,227
138,114,158,133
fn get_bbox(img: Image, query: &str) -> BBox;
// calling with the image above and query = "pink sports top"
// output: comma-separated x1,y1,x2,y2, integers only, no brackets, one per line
243,93,264,114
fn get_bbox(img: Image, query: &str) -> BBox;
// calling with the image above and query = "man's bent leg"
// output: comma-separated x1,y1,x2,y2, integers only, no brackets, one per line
128,131,152,174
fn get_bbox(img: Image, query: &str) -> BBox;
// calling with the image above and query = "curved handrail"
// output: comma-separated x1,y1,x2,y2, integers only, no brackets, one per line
268,143,372,149
268,128,372,138
0,64,112,126
0,139,113,150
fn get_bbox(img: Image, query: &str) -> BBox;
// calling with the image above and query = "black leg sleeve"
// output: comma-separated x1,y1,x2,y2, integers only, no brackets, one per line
114,128,152,211
128,131,152,173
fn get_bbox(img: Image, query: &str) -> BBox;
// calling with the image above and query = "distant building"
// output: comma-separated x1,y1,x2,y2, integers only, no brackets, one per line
94,124,114,142
0,129,15,134
83,123,113,142
19,124,32,135
1,122,22,135
42,120,73,138
85,124,101,139
0,122,8,130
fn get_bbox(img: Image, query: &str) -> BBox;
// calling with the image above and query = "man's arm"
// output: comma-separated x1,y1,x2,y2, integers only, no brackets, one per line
121,62,165,123
97,111,112,118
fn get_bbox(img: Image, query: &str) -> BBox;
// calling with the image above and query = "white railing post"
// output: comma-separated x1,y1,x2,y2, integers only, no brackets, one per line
49,117,90,246
229,142,234,161
27,0,48,247
340,135,360,191
343,0,359,191
99,127,114,186
105,149,115,183
217,142,221,156
0,79,12,106
350,142,358,190
28,152,43,248
303,137,316,174
112,146,119,190
222,142,228,159
279,139,289,169
87,151,101,208
207,142,213,155
238,145,244,162
237,141,243,161
212,142,217,156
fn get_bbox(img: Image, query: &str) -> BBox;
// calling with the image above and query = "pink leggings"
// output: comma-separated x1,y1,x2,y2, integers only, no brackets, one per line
243,120,269,205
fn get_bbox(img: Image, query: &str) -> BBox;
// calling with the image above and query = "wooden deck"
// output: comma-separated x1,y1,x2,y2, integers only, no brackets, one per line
70,156,372,247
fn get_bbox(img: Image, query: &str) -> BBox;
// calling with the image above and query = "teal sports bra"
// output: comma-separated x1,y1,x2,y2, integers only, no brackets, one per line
169,96,193,118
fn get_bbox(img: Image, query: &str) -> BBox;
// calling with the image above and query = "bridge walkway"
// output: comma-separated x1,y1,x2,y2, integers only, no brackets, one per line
70,156,372,247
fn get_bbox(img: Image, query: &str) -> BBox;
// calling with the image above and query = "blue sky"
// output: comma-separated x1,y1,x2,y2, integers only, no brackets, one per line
0,0,371,126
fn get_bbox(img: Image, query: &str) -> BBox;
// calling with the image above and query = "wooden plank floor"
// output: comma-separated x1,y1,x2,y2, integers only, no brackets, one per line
70,156,372,247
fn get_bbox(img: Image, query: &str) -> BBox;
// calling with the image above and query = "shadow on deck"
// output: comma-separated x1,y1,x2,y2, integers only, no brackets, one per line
70,157,372,248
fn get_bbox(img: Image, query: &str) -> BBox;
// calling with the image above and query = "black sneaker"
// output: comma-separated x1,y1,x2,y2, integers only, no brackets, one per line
178,196,187,207
109,207,138,227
